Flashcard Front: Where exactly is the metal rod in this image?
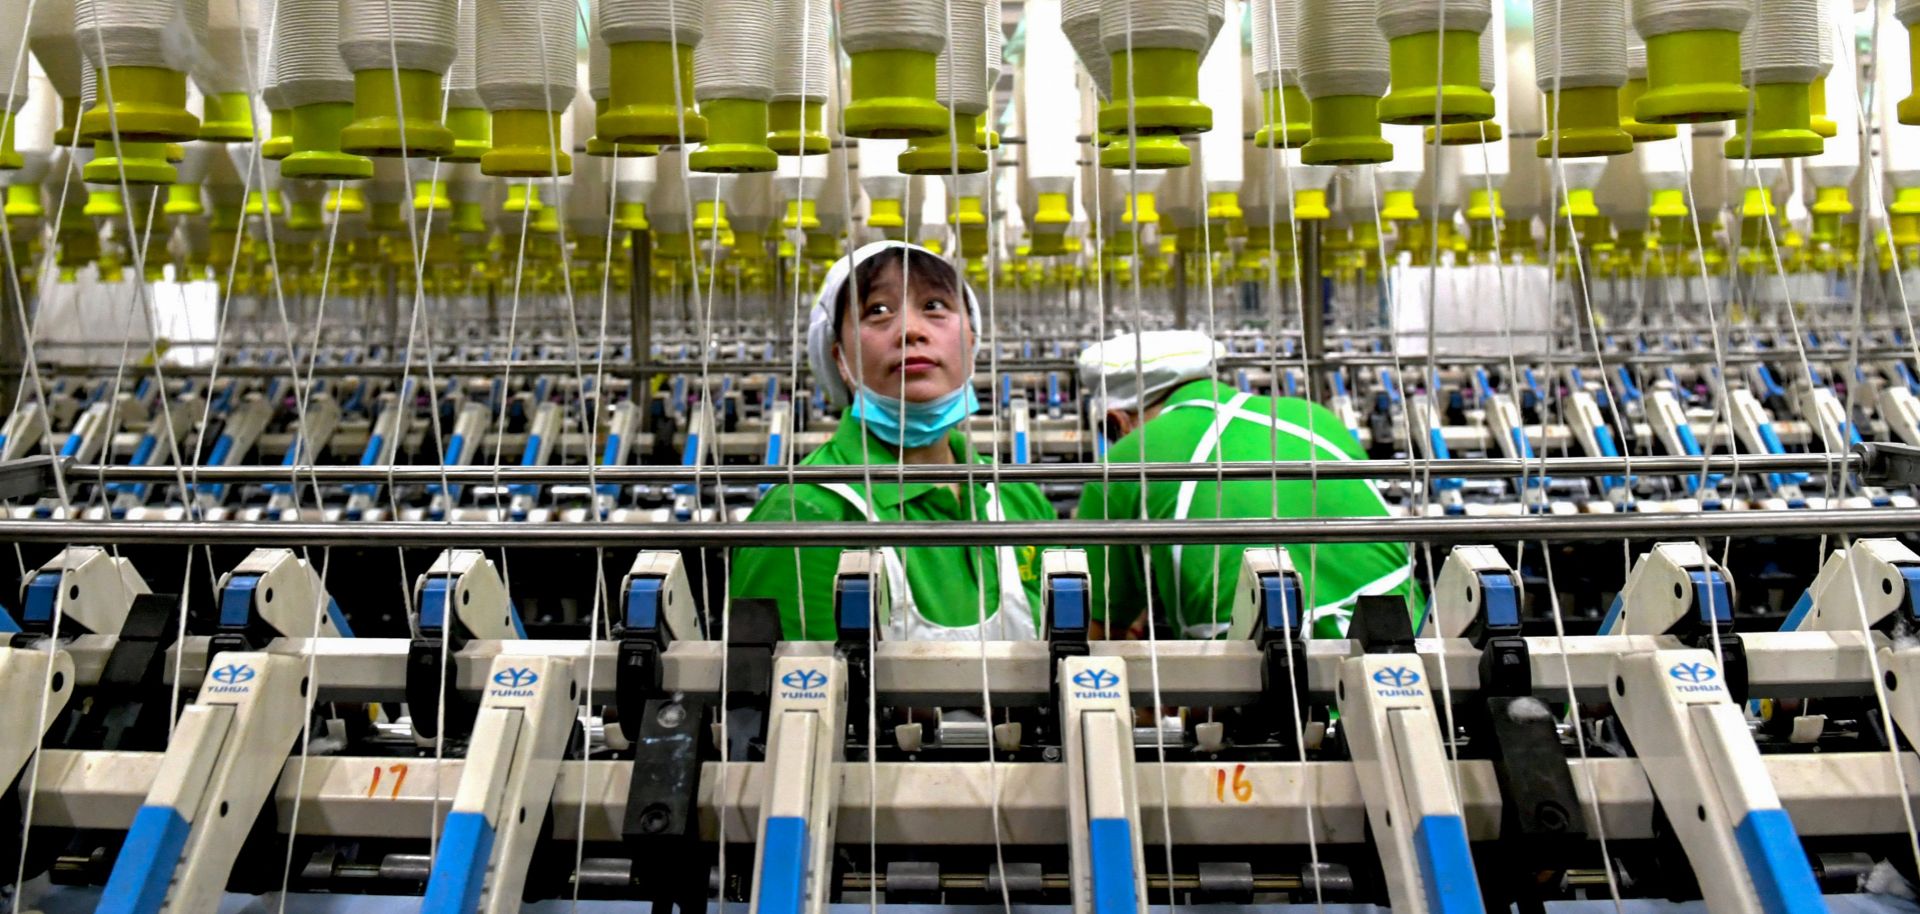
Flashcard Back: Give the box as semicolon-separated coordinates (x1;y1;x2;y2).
2;506;1913;548
629;229;652;400
1300;221;1324;402
49;451;1868;486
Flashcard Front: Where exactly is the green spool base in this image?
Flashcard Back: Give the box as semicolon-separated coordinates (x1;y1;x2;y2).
1378;84;1494;127
692;99;778;173
1811;115;1838;139
1302;94;1389;166
262;136;292;159
340;70;454;157
483;145;573;178
587;137;660;157
597;107;708;146
1900;94;1920;128
900;138;989;175
1724;128;1823;159
84;155;174;187
843;98;948;139
768;130;830;156
1096;97;1212;137
1625;120;1680;142
340;118;454;158
1253;122;1311;148
1429;120;1502;145
1537;127;1633;158
844;49;947;139
768;100;828;155
1638;82;1749;125
79;67;199;142
1301;133;1390;166
1254;86;1311;148
689;142;777;173
1097;134;1189;169
281;151;375;181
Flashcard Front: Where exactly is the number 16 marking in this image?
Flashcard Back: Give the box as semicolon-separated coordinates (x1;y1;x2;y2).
1214;764;1252;803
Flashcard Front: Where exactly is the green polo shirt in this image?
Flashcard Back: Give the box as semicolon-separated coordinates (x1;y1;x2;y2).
1077;379;1421;639
732;417;1056;640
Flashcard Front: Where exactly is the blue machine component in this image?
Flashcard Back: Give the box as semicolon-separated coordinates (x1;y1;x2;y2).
427;433;468;500
420;811;497;914
22;572;59;626
1479;574;1520;629
103;435;160;498
1732;809;1826;914
756;816;809;914
1088;818;1139;914
1413;814;1485;913
836;575;873;635
1049;574;1088;633
1261;572;1301;635
97;806;193;914
508;434;544;498
221;573;355;637
1614;367;1642;402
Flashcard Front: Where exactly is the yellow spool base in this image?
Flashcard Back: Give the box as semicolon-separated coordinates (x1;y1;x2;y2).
601;42;709;145
84;138;175;186
281;102;375;181
1636;30;1749;124
1429;119;1502;145
340;69;455;158
1618;78;1680;141
1097;133;1189;169
5;184;42;219
1254;85;1312;148
1301;95;1390;166
199;92;254;142
1725;82;1823;159
164;183;202;216
1809;76;1837;138
843;49;949;139
1294;188;1331;221
483;109;573;177
898;112;989;174
768;99;829;156
1536;86;1633;158
1379;30;1493;126
446;107;490;163
0;115;18;169
689;98;777;173
1097;47;1209;136
79;67;199;142
587;98;659;157
263;108;294;160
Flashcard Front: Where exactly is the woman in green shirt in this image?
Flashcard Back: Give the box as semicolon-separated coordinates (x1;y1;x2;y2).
731;241;1055;641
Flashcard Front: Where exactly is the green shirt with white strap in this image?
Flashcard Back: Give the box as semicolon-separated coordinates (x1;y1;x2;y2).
1077;379;1422;639
732;416;1054;641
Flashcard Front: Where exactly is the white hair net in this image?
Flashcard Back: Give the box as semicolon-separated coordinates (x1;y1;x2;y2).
806;240;982;409
1077;330;1225;413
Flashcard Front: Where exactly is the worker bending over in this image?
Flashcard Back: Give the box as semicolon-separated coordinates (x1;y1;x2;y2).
1076;330;1419;639
732;241;1053;641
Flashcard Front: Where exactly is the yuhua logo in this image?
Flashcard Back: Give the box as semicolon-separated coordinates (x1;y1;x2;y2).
207;663;255;693
1668;661;1721;693
1071;667;1123;699
1372;665;1425;697
490;666;539;697
780;668;829;699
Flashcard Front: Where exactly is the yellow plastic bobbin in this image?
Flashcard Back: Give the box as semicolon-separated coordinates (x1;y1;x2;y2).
1741;186;1775;220
1466;188;1503;221
843;48;947;138
1098;47;1210;136
1032;191;1072;229
1029;230;1068;256
245;188;283;217
898;112;988;174
340;69;455;158
1294;188;1331;220
0;114;19;169
600;42;709;145
1254;85;1312;148
82;188;124;217
693;197;729;233
262;109;294;160
1809;77;1837;138
413;180;451;213
952;197;988;256
733;230;767;257
369;201;405;233
1904;23;1920;124
287;199;325;231
53;96;80;148
199;92;253;142
85;138;175;185
1559;188;1599;219
769;99;828;155
483;109;572;178
5;184;42;219
449;201;487;234
1301;95;1391;166
783;198;819;231
1206;191;1241;222
586;98;660;157
1380;190;1419;222
804;231;840;260
868;197;907;231
80;67;200;142
1097;133;1189;169
446;106;490;164
1617;78;1679;142
1429;118;1502;145
1725;83;1823;159
281;102;375;180
1636;30;1749;124
164;183;203;216
1121;190;1157;226
325;185;366;214
615;201;648;231
1649;187;1688;219
1537;87;1633;157
1379;30;1493;126
1812;185;1851;243
689;99;777;174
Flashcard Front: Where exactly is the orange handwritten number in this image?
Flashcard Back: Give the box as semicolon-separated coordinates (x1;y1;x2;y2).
1214;765;1252;803
368;764;410;800
365;766;380;798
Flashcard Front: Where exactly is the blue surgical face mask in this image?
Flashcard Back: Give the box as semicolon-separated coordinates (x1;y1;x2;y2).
848;380;979;449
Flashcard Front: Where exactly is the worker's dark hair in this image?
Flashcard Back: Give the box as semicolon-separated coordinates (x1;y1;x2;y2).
832;246;963;341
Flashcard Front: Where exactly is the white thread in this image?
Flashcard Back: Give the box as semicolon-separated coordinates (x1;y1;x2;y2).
1377;0;1489;41
1023;0;1081;178
1061;0;1112;97
772;0;828;104
447;0;481;109
588;0;609;100
30;0;87;100
1099;0;1213;53
1898;0;1920;28
1250;0;1300;90
600;0;706;46
476;0;577;111
1815;0;1834;73
338;0;457;74
1739;0;1819;85
1534;0;1628;91
78;56;93;112
1463;124;1508;176
1476;0;1497;90
1634;0;1752;38
192;0;259;95
1297;0;1389;99
1806;4;1856;175
274;0;352;107
936;0;994;114
817;144;855;229
259;0;282;107
75;0;209;72
695;0;774;101
1198;0;1240;184
1627;13;1648;80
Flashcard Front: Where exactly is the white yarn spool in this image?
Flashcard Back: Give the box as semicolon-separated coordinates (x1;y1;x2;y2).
1534;0;1627;91
1895;0;1920;29
0;3;31;114
1634;0;1752;39
588;0;610;101
1249;0;1300;90
259;0;283;107
1098;0;1212;54
614;154;654;203
1297;0;1388;99
1739;0;1819;85
1815;0;1835;74
601;0;706;46
1883;1;1920;173
1198;0;1241;184
447;0;481;110
74;0;209;72
935;0;994;116
841;0;942;56
697;0;775;102
193;0;259;95
1377;0;1489;41
1478;0;1502;92
1806;5;1856;175
1024;0;1082;179
203;143;245;205
860;137;907;179
30;0;86;100
772;0;829;104
476;0;577;112
1061;0;1113;96
273;0;352;107
1626;4;1647;79
338;0;457;74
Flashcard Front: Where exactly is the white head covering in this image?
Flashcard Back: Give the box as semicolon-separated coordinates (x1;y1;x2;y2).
807;240;983;409
1077;330;1225;412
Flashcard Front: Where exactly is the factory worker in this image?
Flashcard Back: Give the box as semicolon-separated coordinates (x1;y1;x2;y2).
1075;331;1420;640
731;240;1054;641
